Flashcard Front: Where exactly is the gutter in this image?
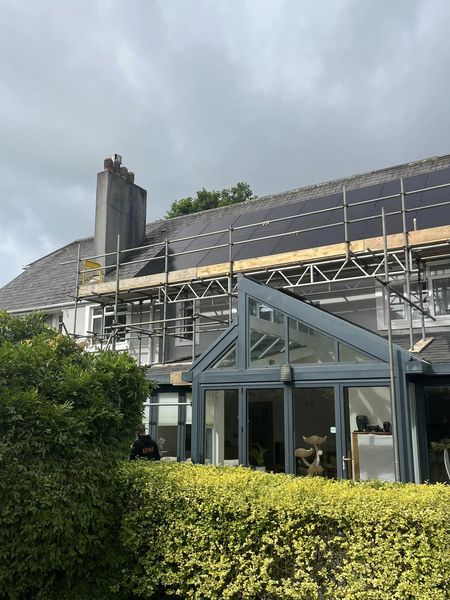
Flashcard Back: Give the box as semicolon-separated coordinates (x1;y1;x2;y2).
6;300;90;315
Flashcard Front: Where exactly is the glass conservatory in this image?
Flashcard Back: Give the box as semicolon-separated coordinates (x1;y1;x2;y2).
188;276;449;483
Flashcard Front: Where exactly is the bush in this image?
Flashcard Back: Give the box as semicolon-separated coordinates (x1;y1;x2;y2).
0;312;153;600
118;462;450;600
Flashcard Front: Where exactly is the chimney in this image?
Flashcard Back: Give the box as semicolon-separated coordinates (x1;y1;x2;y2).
94;154;147;268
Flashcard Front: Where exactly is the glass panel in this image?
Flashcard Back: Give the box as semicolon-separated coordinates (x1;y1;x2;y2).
143;400;151;434
344;387;394;482
433;278;450;316
429;263;450;277
205;389;239;465
411;281;429;321
288;318;336;363
211;345;236;369
423;386;450;483
339;343;380;363
249;298;285;367
92;315;102;335
157;393;178;461
294;388;336;478
185;393;192;461
247;389;284;473
388;284;405;321
177;300;194;341
104;311;127;342
385;281;429;323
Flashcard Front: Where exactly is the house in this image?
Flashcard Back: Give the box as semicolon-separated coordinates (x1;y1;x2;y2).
1;154;450;483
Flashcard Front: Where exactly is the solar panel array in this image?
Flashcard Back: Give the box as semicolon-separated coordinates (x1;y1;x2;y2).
133;166;450;277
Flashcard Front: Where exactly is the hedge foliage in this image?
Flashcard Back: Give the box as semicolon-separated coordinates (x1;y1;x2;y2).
2;311;449;599
118;462;450;600
0;312;152;600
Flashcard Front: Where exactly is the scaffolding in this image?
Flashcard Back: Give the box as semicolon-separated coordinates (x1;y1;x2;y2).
64;176;450;365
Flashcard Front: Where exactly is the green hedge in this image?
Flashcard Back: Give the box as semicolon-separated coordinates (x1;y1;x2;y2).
0;312;152;600
118;462;450;600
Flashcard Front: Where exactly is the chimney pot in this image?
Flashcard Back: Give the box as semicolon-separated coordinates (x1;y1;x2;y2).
127;171;135;183
120;166;128;179
104;157;113;171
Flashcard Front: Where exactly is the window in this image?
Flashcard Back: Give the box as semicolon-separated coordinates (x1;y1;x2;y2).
249;298;378;365
91;305;127;343
175;300;194;346
185;393;192;460
294;388;336;478
57;312;64;334
344;387;394;482
423;385;450;483
378;262;450;329
338;343;380;363
211;345;237;369
288;317;336;363
156;393;178;461
429;264;450;317
205;389;239;465
388;281;428;322
248;389;284;472
387;283;406;321
249;298;286;367
432;278;450;315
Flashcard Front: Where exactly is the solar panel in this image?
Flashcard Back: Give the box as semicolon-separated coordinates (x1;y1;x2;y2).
170;213;234;270
134;165;450;276
187;212;249;268
403;173;428;193
395;168;450;232
224;208;273;263
416;167;450;229
135;248;165;276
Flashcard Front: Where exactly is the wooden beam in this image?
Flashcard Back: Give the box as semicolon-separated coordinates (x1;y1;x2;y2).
170;371;191;386
79;225;450;299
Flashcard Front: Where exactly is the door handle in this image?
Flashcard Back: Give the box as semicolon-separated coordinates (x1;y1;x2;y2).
342;456;352;472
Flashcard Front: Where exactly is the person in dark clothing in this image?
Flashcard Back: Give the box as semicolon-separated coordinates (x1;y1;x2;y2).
129;427;160;461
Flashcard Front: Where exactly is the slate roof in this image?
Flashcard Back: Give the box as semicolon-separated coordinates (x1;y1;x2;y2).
392;332;450;363
0;238;95;312
2;153;450;313
146;362;192;386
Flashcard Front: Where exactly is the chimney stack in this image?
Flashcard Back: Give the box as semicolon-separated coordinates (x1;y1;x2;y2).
94;155;147;268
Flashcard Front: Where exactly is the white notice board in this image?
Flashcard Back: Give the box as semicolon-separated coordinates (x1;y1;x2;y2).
353;432;395;482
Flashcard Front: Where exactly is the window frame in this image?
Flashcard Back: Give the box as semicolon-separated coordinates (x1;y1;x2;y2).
90;303;129;349
376;260;450;330
175;299;196;347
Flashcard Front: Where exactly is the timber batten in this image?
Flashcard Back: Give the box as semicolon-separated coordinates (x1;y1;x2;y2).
79;224;450;299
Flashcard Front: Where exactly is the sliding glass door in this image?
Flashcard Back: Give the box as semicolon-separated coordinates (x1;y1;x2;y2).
247;389;284;473
422;385;450;483
201;383;398;481
343;386;395;482
294;387;337;478
204;389;239;466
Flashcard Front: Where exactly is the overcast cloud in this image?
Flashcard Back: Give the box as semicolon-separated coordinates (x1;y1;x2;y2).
1;0;449;286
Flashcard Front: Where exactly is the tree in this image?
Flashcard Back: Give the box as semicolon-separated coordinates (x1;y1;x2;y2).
165;182;256;219
0;312;154;599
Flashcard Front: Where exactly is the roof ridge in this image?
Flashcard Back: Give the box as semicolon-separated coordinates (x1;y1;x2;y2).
22;152;450;269
25;236;94;268
159;152;450;225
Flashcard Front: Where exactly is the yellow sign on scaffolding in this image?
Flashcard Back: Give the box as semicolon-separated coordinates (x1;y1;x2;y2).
81;259;104;285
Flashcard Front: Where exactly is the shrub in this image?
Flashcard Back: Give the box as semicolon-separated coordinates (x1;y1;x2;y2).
0;312;153;599
118;462;450;600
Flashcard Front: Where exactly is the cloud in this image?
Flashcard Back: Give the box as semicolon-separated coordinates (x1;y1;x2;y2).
1;0;450;286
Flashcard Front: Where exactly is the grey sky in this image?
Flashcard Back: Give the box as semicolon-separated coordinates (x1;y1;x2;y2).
1;0;449;286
